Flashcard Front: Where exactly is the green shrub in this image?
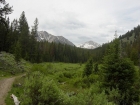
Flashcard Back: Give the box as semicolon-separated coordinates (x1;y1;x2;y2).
21;71;68;105
0;52;26;75
63;71;74;78
73;78;84;88
67;85;115;105
88;74;99;83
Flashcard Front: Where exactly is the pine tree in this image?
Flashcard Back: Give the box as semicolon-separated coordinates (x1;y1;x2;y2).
28;18;39;62
102;39;137;104
7;19;19;53
14;41;21;63
18;11;30;59
0;0;13;29
31;18;38;37
83;58;93;77
94;63;98;72
0;17;9;51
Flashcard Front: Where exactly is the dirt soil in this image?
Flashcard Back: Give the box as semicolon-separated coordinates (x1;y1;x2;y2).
0;77;16;105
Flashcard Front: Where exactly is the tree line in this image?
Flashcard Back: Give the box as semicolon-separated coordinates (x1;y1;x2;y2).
1;0;140;65
0;3;97;63
119;25;140;65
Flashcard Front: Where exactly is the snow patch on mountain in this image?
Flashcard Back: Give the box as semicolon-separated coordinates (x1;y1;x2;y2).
36;31;75;46
78;41;100;49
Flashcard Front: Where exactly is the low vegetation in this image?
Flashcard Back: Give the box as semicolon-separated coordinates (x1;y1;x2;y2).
0;52;31;79
5;62;140;104
1;0;140;105
5;62;112;105
5;38;140;105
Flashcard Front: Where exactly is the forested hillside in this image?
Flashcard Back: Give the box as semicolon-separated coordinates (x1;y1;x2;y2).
1;0;139;64
1;0;140;105
120;25;140;65
92;25;140;65
0;10;94;63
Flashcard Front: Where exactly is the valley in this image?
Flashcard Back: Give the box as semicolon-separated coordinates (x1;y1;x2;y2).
1;0;140;105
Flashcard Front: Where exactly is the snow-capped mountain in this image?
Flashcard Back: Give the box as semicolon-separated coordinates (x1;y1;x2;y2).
78;41;100;49
36;31;75;46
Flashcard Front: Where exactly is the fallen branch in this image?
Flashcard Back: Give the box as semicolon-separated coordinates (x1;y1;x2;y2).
11;94;20;105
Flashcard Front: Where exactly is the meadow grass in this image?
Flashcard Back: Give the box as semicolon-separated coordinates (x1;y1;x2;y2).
6;62;139;104
5;62;86;104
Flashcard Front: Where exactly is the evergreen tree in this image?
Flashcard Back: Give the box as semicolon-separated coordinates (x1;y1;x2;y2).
102;39;137;104
14;41;21;63
83;58;93;77
8;19;19;53
130;48;139;65
31;18;38;37
94;63;98;72
0;0;13;29
0;17;9;51
29;18;39;62
18;11;30;59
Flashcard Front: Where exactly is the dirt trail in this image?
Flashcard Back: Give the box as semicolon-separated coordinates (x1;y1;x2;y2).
0;73;25;105
0;76;16;105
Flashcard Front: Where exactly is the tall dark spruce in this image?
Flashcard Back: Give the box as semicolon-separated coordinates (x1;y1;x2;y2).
0;0;13;51
30;18;39;62
102;38;138;104
18;11;30;60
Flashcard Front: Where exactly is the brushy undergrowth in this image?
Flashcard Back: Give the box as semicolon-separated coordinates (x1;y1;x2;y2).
6;62;117;105
0;52;31;79
5;61;140;105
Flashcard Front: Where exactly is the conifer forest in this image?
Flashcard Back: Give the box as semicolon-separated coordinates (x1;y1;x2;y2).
1;0;140;105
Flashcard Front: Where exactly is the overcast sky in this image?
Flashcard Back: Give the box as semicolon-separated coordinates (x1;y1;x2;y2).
6;0;140;45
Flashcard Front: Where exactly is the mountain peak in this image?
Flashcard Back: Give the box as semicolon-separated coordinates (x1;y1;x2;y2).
78;41;100;49
36;31;75;46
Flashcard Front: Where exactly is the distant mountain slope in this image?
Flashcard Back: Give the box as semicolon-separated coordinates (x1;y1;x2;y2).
118;25;140;64
119;25;140;44
36;31;75;46
78;41;100;49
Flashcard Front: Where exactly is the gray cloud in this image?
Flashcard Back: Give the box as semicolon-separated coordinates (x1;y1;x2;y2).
78;36;91;40
7;0;140;46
